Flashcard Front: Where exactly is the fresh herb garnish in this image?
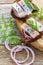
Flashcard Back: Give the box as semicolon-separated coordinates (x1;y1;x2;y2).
24;0;39;11
32;12;38;18
27;19;38;31
24;0;33;11
8;36;22;45
33;4;39;11
0;15;21;45
32;8;43;20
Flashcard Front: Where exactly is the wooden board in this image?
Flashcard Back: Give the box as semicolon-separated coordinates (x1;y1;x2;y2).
0;1;43;65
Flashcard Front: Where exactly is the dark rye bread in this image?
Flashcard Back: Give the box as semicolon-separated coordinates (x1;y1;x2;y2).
40;32;43;35
11;0;39;19
11;9;29;21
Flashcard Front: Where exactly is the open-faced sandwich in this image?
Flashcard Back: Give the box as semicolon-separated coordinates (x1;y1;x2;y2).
15;19;42;42
26;18;43;35
11;0;39;19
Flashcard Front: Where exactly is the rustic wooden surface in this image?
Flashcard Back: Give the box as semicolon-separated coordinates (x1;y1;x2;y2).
0;0;43;65
0;0;14;3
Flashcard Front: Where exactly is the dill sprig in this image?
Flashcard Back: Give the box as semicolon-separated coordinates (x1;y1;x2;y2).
32;8;43;21
0;15;21;45
27;19;38;31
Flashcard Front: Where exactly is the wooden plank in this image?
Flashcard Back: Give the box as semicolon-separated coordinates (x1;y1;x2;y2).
0;0;14;3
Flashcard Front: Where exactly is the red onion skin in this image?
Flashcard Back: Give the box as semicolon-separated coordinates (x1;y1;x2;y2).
22;30;32;40
4;37;35;65
10;46;35;65
4;40;35;65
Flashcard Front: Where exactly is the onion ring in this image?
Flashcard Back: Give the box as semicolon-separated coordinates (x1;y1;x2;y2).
22;30;32;40
4;39;11;51
10;45;29;64
4;36;23;52
10;45;35;65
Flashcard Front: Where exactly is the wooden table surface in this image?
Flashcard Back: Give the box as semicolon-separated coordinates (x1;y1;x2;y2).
0;0;43;65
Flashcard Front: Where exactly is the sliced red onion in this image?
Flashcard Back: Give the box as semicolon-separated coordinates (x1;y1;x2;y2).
10;45;35;65
23;46;35;65
22;30;32;40
4;36;23;52
4;39;11;51
13;45;29;63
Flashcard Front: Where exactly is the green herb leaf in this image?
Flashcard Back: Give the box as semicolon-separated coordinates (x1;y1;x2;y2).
0;24;2;29
33;4;39;11
8;36;22;45
32;8;43;21
27;19;38;31
1;15;6;23
32;12;38;18
24;0;33;10
0;15;20;45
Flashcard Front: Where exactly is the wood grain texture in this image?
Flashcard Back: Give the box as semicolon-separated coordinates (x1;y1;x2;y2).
33;0;43;8
0;0;43;65
0;0;14;3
